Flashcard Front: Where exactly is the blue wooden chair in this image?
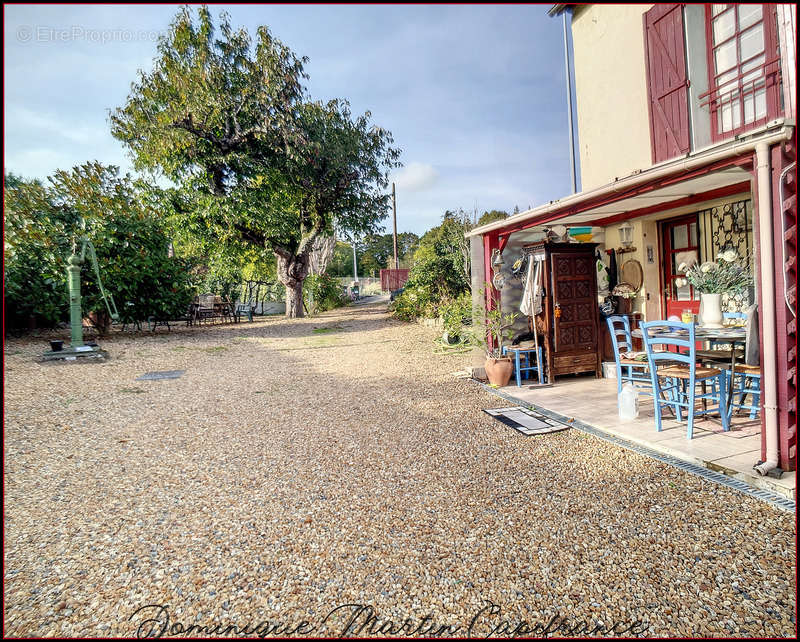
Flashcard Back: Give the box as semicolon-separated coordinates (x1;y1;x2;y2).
728;363;761;420
698;311;745;363
605;315;652;395
641;320;730;439
502;345;545;386
698;310;760;420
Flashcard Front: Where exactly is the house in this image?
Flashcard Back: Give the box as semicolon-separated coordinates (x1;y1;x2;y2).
468;4;796;477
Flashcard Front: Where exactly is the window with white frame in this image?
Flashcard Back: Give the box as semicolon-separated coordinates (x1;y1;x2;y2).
703;4;782;139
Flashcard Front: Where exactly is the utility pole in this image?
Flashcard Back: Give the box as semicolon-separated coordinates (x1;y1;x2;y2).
352;239;358;283
563;8;577;194
392;182;399;269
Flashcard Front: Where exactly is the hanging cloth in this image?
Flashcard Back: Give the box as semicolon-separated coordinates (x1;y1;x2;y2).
745;303;760;366
596;249;610;297
607;249;618;293
532;259;543;315
520;256;543;317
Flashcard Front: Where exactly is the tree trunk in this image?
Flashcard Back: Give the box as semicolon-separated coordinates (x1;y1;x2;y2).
276;252;310;318
285;281;304;318
309;234;336;276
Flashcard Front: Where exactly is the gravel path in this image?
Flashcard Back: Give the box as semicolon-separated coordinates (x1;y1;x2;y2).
4;301;796;637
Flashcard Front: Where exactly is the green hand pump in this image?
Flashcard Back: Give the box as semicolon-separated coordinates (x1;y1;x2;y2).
46;220;119;360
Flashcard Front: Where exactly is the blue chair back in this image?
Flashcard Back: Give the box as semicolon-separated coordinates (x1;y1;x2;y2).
606;315;633;355
709;311;747;349
640;320;697;367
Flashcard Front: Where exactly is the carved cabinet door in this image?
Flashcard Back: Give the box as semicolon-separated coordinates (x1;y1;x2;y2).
551;251;597;354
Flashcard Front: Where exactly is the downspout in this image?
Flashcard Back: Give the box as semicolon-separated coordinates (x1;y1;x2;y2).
753;142;779;476
562;7;577;194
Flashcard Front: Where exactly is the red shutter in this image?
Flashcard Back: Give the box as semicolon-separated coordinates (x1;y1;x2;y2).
644;4;690;163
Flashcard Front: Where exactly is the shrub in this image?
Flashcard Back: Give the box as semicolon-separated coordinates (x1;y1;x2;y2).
304;273;346;312
389;210;472;322
4;165;195;331
439;292;473;339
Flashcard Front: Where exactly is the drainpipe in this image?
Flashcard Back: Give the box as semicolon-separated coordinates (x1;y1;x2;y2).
753;142;779;476
562;7;577;194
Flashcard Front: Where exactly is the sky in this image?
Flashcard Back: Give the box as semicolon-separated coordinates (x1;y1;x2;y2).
4;4;578;236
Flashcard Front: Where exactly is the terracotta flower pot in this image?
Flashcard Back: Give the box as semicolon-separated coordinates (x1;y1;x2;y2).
485;356;514;387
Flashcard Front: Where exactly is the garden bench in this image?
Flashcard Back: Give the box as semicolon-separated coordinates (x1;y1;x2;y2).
234;302;254;322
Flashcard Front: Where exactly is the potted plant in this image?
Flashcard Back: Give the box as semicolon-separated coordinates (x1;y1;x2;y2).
475;305;519;386
678;249;752;327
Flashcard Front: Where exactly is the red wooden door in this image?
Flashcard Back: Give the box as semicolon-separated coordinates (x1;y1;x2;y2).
644;4;691;163
551;252;597;353
661;214;701;319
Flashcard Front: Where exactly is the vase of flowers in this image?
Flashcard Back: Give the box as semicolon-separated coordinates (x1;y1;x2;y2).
679;249;752;328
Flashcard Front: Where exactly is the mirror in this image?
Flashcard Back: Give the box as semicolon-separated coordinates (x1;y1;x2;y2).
619;259;644;291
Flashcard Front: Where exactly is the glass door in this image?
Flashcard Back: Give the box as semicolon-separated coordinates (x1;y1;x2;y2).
661;214;701;320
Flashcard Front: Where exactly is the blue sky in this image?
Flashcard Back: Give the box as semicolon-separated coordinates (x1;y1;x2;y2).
4;4;576;235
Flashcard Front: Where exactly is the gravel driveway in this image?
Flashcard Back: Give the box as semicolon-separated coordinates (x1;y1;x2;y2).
4;301;796;637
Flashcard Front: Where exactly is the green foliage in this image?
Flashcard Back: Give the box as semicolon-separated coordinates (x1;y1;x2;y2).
110;6;401;317
356;231;420;276
389;288;434;322
303;273;346;312
328;241;357;278
390;210;472;321
476;209;509;226
439;292;473;339
4;173;70;328
472;297;518;358
3;164;194;330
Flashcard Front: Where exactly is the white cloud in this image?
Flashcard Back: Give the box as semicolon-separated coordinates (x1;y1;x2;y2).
9;106;103;145
391;162;439;192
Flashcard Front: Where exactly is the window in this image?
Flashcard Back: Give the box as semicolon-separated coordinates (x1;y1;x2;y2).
702;4;782;139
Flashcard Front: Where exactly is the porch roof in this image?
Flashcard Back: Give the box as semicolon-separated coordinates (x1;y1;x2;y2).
466;121;794;238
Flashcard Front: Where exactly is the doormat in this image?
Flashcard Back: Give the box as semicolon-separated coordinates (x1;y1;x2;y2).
136;370;185;381
483;406;570;436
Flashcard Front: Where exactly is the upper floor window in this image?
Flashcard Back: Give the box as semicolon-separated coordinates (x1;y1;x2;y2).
703;4;782;139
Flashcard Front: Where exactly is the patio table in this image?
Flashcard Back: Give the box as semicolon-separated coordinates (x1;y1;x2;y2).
632;326;746;413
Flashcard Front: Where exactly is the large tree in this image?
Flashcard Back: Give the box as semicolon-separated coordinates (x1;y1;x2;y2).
110;7;400;316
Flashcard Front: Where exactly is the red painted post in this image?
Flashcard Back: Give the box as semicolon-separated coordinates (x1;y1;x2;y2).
771;140;797;472
483;232;500;352
753;141;798;473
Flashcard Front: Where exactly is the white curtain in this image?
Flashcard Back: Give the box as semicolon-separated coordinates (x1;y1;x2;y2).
520;257;542;317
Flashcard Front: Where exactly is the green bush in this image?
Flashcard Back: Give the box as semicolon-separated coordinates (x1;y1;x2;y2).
4;164;195;330
389;286;434;321
439;292;473;338
389;210;472;322
304;273;346;312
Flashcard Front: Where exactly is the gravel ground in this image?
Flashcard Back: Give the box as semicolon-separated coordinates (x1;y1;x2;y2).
4;301;796;638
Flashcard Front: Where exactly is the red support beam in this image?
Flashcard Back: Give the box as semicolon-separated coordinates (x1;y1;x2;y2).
482;231;501;352
771;139;797;472
753;139;798;473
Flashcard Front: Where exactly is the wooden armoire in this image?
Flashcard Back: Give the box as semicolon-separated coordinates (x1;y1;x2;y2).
524;242;602;379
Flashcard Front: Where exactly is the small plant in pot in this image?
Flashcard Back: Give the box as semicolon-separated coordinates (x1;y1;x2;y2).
476;306;518;387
